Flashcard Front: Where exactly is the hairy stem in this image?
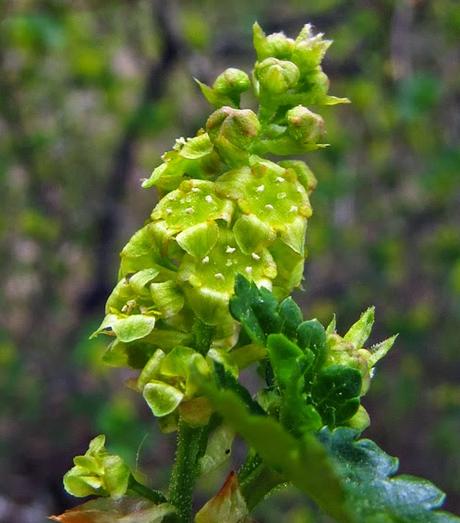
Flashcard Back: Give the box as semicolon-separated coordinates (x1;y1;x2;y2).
168;419;206;522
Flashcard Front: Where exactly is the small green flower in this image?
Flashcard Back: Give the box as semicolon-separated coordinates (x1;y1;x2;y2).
63;435;130;499
138;346;211;425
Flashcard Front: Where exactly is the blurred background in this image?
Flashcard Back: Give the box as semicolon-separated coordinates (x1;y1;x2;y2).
1;0;459;521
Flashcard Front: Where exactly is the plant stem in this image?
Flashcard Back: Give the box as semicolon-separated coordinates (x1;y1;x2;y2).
240;463;284;510
128;474;167;504
168;418;205;522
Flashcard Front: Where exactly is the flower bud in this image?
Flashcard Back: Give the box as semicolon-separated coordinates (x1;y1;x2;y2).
253;22;295;60
255;58;300;95
287;105;325;144
206;106;260;165
291;28;332;72
213;68;250;96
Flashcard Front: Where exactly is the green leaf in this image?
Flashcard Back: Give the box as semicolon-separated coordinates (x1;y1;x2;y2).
312;365;362;426
278;297;303;339
266;333;320;435
266;333;310;389
202;385;351;522
297;319;326;363
229;275;280;344
320;428;460;522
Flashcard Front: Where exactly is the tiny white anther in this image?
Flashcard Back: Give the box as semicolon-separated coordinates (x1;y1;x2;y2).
185;207;194;214
226;246;236;253
251;253;261;261
275;176;285;183
256;184;265;193
205;195;213;203
166;208;173;214
202;256;210;264
214;272;224;280
226;259;233;266
265;204;274;210
289;205;298;212
245;266;253;274
277;192;287;199
191;187;201;193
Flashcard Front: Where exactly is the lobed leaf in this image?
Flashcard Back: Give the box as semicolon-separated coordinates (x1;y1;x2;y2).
320;428;460;522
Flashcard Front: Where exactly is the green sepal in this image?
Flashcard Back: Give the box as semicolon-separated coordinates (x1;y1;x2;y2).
94;314;156;343
233;214;275;254
150;281;185;318
176;221;219;259
143;381;184;417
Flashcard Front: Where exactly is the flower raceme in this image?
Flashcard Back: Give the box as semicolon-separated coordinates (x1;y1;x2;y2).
56;21;460;523
92;23;348;388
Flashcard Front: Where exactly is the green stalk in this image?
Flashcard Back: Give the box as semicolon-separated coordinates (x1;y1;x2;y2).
128;474;167;504
168;419;206;522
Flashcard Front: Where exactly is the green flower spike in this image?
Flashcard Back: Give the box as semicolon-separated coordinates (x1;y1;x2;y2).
63;435;130;499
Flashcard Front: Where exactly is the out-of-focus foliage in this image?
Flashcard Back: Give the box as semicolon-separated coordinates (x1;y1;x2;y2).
0;0;459;521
